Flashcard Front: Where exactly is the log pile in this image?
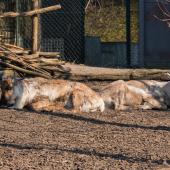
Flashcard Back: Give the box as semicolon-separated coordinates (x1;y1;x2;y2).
0;44;70;79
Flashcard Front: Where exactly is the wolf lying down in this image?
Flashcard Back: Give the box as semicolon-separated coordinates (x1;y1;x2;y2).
99;80;170;111
1;77;170;112
3;77;105;112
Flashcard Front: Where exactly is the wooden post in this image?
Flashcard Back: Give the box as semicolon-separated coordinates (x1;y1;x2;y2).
15;0;21;46
32;0;39;54
126;0;131;67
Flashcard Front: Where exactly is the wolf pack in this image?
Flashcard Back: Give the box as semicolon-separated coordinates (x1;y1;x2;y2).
0;76;170;112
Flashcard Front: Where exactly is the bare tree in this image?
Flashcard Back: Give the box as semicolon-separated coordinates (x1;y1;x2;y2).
154;0;170;27
85;0;102;11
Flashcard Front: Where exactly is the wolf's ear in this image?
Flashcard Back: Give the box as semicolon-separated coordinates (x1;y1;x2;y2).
1;77;13;90
13;77;23;86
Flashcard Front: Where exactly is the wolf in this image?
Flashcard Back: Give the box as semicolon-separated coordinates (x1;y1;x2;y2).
8;77;105;112
127;80;170;107
99;80;167;111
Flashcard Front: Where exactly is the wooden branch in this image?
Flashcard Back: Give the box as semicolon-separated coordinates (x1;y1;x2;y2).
1;44;30;54
22;54;39;59
4;43;24;50
0;50;29;55
0;60;52;79
38;52;60;57
39;58;61;62
0;5;61;18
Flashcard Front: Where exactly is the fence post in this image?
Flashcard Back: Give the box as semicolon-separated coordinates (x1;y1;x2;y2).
126;0;131;67
32;0;40;54
139;0;144;67
15;0;20;46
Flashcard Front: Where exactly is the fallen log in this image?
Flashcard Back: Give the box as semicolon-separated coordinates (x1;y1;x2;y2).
55;64;170;81
0;5;61;18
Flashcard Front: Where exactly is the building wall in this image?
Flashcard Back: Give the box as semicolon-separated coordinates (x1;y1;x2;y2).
85;36;139;68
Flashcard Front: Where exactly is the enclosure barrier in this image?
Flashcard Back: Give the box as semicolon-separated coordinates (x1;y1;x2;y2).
0;0;61;56
0;0;85;63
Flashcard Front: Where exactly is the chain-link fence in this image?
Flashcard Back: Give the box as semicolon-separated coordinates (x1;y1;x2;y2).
0;0;16;45
85;0;139;67
0;0;140;67
85;0;138;42
85;0;126;42
0;0;85;63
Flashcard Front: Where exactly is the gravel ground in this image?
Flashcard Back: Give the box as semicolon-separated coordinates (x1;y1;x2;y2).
0;81;170;170
0;108;170;170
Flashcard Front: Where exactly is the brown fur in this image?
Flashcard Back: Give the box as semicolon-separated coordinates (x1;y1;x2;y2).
127;80;170;107
2;77;170;112
28;97;59;112
0;78;14;104
68;82;105;112
99;80;167;110
8;77;105;113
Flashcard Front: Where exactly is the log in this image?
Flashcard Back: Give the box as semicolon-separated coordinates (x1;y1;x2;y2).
0;49;29;55
41;65;70;72
54;63;170;81
0;44;30;54
39;58;61;62
4;43;24;50
38;52;60;57
22;54;39;59
0;5;61;18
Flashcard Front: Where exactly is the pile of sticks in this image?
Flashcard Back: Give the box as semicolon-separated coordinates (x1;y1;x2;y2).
0;44;70;79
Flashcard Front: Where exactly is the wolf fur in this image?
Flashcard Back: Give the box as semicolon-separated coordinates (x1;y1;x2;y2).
8;77;105;112
99;80;168;110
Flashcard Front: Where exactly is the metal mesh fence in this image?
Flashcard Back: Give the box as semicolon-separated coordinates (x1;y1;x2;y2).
85;0;127;42
85;0;139;67
0;0;140;68
85;0;139;43
0;0;15;45
0;0;85;63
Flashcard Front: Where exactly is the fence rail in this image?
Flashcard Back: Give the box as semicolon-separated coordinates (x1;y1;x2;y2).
0;0;85;63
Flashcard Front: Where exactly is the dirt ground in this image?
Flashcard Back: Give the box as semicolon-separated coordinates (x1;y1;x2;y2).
0;81;170;170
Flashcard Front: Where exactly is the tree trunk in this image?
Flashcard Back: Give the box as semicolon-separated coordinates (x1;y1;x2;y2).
54;64;170;81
